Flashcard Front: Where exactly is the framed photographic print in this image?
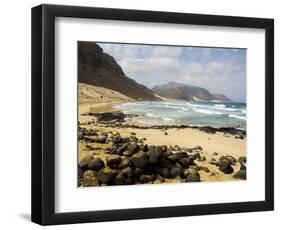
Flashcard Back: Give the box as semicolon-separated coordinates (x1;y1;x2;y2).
31;4;274;225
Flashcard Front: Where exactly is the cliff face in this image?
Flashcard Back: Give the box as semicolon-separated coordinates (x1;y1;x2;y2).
78;42;159;101
152;82;233;102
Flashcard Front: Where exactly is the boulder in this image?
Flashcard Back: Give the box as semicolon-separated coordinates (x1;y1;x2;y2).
82;170;99;186
218;156;234;174
139;144;148;152
233;169;246;180
198;156;206;162
139;174;155;183
147;150;161;164
125;142;140;156
158;157;173;168
120;167;134;178
134;168;144;177
179;157;194;167
131;152;148;168
155;146;164;158
226;155;237;165
95;112;126;122
184;169;201;182
170;166;183;178
158;168;170;178
117;143;130;155
97;168;118;183
186;146;203;153
111;136;123;144
193;152;201;160
118;157;131;169
106;155;122;169
79;155;94;170
88;158;104;171
161;145;168;152
114;173;126;185
238;156;247;164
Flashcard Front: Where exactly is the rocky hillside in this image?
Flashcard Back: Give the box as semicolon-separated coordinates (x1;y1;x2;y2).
152;82;233;102
78;42;159;101
212;94;233;102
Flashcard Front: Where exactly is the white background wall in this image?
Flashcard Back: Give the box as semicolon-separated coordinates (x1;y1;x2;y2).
0;0;279;228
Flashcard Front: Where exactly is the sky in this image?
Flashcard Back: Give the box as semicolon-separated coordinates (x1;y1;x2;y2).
97;42;246;102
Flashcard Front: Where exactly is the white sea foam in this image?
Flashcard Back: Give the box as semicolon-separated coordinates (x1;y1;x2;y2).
162;117;174;122
214;104;226;108
228;114;246;120
116;100;246;128
193;108;223;115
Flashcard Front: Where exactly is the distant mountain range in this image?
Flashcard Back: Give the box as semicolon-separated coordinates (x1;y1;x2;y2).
152;82;233;102
78;42;159;101
78;42;232;103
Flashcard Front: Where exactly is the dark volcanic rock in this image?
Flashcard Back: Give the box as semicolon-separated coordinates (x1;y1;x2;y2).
233;169;246;180
198;166;210;173
131;152;148;168
167;151;188;163
115;170;134;185
125;142;140;156
199;126;216;134
170;167;183;178
120;167;134;178
88;158;104;171
158;168;170;178
184;169;201;182
82;170;99;186
186;146;203;152
134;168;144;177
147;150;159;164
158;157;173;168
193;152;201;160
179;157;194;167
238;156;247;164
226;155;236;165
106;155;122;169
198;156;206;162
97;168;118;183
79;155;94;170
139;174;155;183
217;156;234;174
78;131;84;140
114;173;126;185
118;157;131;169
117;143;130;155
94;112;126;122
111;135;123;144
78;167;83;179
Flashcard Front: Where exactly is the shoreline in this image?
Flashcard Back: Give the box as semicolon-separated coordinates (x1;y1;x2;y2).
78;84;246;186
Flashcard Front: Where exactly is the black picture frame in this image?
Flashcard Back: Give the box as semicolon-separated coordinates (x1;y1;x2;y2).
31;4;274;225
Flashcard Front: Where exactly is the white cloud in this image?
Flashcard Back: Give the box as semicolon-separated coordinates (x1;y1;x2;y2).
96;43;246;102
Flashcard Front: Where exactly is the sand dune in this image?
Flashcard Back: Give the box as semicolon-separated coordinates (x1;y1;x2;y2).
79;83;134;116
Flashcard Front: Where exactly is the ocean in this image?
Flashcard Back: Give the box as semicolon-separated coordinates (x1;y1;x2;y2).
114;100;246;130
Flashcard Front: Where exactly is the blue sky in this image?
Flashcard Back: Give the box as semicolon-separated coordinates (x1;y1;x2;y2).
98;42;246;102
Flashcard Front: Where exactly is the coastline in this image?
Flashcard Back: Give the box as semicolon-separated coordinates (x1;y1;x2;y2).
78;84;246;186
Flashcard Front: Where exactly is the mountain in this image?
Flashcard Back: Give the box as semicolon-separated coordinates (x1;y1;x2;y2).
152;82;233;102
212;93;233;102
78;42;159;101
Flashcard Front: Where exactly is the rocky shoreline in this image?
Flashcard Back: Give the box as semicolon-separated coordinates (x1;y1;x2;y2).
78;125;247;187
80;111;246;138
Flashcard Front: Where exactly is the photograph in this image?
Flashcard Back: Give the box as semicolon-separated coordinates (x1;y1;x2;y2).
77;41;247;187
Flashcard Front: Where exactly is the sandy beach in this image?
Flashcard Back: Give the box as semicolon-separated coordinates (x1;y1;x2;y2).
78;83;246;186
